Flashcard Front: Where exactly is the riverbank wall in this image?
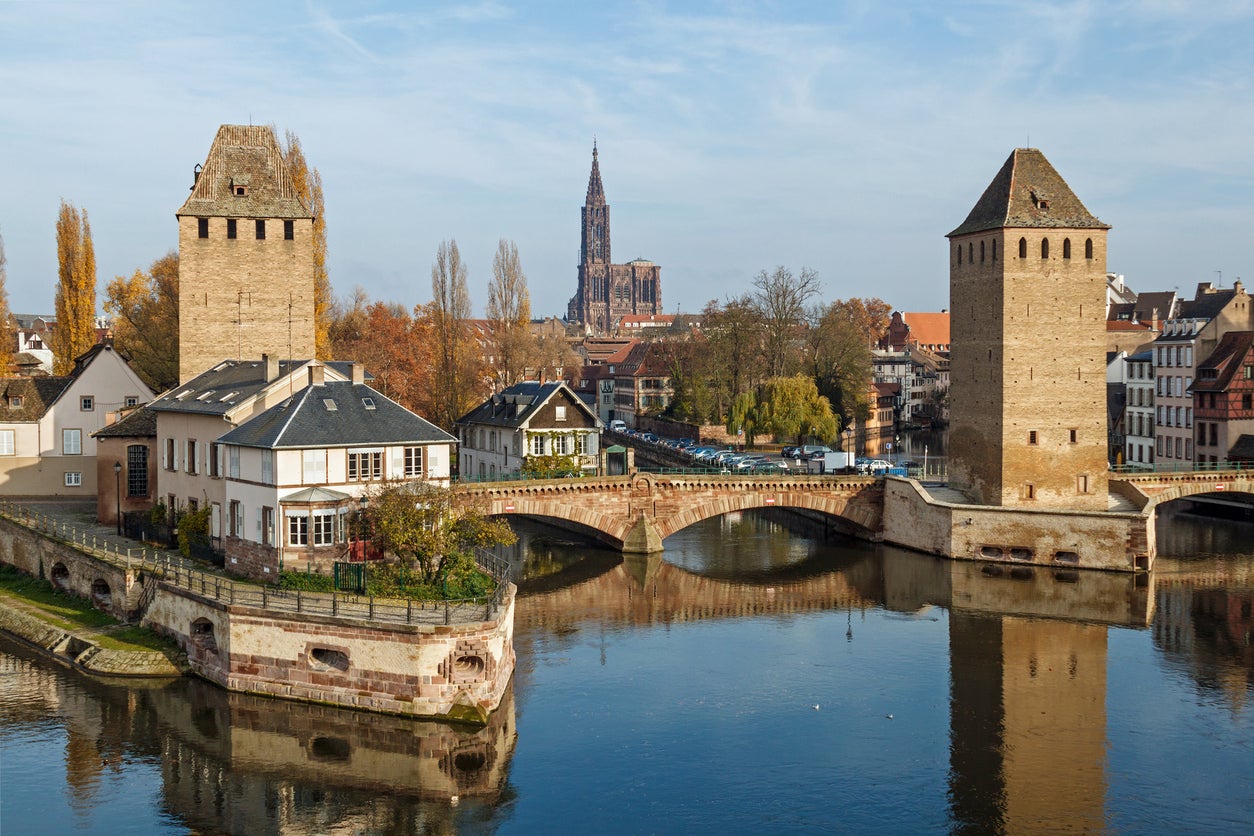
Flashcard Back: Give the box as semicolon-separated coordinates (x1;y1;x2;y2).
0;511;516;725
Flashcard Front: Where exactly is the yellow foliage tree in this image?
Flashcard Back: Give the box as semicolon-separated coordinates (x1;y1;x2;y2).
106;251;179;392
52;200;97;374
282;130;331;359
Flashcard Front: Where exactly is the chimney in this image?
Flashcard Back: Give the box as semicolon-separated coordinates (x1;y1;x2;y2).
308;363;325;387
1150;307;1160;333
263;354;279;382
351;363;365;385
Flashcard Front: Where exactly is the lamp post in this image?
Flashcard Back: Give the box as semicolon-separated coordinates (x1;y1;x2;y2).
113;461;122;535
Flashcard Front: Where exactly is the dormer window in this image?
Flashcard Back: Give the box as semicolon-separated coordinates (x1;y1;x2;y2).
9;396;23;409
1031;189;1050;211
234;185;247;196
230;175;250;197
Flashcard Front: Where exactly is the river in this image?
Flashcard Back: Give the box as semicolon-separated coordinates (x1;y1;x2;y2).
1;505;1251;834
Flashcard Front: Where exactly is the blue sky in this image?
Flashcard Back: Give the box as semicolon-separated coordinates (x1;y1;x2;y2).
3;1;1254;319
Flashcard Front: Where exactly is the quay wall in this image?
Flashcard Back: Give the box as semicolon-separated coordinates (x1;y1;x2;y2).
883;478;1152;572
0;513;515;725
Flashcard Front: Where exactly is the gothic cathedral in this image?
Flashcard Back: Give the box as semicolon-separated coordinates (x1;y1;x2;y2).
567;144;662;332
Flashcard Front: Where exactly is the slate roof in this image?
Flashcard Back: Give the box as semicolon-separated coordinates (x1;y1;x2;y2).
93;405;157;439
217;381;454;449
1189;331;1254;393
949;148;1110;237
457;381;597;429
615;342;670;377
1229;434;1254;460
1178;285;1238;322
147;359;358;416
177;125;311;220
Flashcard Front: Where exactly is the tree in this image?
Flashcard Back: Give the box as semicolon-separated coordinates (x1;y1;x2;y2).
657;337;716;424
51;200;97;374
105;252;179;391
0;229;13;375
702;295;766;421
282;129;331;359
486;239;536;387
753;375;840;447
362;480;515;587
752;266;821;379
329;290;437;417
430;240;480;429
805;297;891;428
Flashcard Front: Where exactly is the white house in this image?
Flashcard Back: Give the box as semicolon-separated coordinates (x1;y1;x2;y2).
456;381;601;480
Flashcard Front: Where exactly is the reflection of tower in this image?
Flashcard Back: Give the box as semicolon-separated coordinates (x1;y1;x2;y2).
949;614;1107;833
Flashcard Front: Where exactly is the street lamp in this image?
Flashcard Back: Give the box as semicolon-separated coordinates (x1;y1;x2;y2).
113;461;122;535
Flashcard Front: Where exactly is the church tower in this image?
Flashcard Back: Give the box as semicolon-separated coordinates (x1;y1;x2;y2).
175;125;315;383
947;149;1110;510
568;143;662;332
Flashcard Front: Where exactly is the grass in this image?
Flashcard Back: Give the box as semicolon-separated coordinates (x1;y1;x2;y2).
0;565;177;653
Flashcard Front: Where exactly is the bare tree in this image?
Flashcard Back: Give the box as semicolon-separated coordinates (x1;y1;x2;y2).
486;239;535;387
0;229;12;374
431;240;475;429
752;266;821;379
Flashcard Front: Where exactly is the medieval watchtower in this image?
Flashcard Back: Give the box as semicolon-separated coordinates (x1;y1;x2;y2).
947;149;1110;510
176;125;315;383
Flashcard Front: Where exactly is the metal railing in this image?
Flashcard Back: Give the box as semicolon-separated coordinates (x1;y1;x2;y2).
1109;461;1254;475
0;500;512;627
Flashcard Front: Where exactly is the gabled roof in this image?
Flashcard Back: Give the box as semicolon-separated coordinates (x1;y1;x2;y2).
177;125;311;220
1190;331;1254;393
93;405;157;439
456;381;598;430
1178;284;1239;322
949;148;1110;237
615;342;670;377
218;381;454;449
147;359;357;417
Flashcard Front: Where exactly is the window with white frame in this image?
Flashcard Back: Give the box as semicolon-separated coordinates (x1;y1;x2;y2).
303;449;326;484
553;434;569;455
63;429;82;455
0;430;13;456
404;446;423;478
288;514;308;546
64;471;82;487
575;434;586;455
347;449;383;481
555;405;567;421
312;512;335;546
529;435;545;456
229;500;242;537
80;396;94;411
261;506;274;546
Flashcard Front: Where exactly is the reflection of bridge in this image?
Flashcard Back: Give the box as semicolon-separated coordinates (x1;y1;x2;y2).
458;472;882;553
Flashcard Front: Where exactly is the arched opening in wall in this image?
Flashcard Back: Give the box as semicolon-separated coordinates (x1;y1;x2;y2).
1019;237;1027;259
980;240;985;262
1041;238;1050;259
191;618;218;653
454;750;488;773
1085;238;1094;259
957;245;962;265
968;242;973;263
90;578;111;609
1063;238;1072;259
50;563;69;591
455;654;486;680
1152;492;1254;559
311;647;349;672
992;238;997;260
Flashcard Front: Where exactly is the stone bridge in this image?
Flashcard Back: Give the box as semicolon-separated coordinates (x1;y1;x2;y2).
456;473;883;553
1111;470;1254;514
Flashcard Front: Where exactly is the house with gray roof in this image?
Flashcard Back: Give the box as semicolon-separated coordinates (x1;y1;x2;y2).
456;381;600;480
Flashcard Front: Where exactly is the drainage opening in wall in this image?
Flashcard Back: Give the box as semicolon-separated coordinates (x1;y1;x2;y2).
191;618;218;653
1008;547;1033;561
91;578;111;608
980;546;1005;559
311;647;349;672
454;751;487;773
50;563;69;591
1053;551;1080;565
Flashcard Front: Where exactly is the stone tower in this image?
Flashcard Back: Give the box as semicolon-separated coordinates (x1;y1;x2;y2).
176;125;315;383
947;149;1110;510
567;143;662;332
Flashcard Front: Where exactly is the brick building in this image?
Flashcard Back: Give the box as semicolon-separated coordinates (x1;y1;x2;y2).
947;148;1110;509
176;125;315;383
567;144;662;333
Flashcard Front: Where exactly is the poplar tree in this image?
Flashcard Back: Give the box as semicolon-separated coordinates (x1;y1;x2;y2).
52;201;97;374
486;239;536;387
282;129;331;359
430;240;476;429
0;229;13;374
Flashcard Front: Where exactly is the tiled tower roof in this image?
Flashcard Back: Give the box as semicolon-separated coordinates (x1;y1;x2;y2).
948;148;1109;237
176;125;311;219
586;141;605;205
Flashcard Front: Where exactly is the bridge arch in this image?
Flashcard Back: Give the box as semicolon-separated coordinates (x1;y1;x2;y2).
1138;476;1254;515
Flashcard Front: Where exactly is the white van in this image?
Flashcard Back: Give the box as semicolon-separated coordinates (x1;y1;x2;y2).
608;419;627;432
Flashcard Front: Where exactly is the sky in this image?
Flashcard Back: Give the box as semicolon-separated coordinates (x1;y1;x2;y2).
3;1;1254;320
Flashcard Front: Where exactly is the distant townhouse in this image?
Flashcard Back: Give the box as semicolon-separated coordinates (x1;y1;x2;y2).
879;311;951;354
1190;331;1254;466
612;342;673;426
0;343;153;496
1123;350;1155;467
10;314;55;374
456;381;601;480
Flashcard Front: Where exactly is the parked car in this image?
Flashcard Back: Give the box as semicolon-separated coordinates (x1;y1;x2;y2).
781;446;800;459
802;445;834;459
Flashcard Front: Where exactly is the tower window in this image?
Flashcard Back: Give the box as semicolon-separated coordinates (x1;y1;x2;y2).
1069;429;1078;443
957;245;962;265
284;220;294;240
980;240;985;263
1028;430;1038;445
1040;238;1049;259
968;242;973;263
234;185;247;196
992;239;997;260
1085;238;1093;259
227;219;237;240
1063;238;1071;259
1019;237;1027;259
197;218;209;239
255;219;265;240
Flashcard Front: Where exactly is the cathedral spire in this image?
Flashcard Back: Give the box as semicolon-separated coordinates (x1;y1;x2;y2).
586;141;605;205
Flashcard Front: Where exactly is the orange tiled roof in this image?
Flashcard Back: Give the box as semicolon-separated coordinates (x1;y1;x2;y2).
902;312;950;347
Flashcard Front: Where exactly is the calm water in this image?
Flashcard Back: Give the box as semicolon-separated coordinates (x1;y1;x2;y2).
1;506;1252;834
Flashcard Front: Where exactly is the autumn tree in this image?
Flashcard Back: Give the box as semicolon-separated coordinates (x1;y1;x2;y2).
486;239;536;387
51;200;97;374
702;295;766;421
728;375;838;449
282;129;331;359
362;480;515;587
752;266;821;379
329;289;436;417
105;251;179;391
430;240;480;429
0;229;12;374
